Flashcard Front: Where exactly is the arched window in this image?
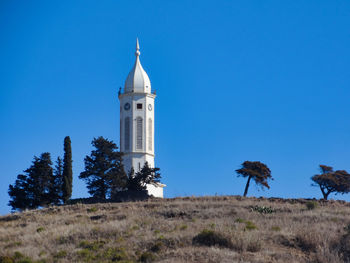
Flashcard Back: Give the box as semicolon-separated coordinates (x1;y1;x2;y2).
136;117;143;150
124;117;130;151
148;118;152;151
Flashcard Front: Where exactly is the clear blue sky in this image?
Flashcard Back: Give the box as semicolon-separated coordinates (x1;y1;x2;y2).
1;0;349;215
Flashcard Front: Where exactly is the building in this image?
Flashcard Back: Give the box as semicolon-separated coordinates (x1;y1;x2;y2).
118;39;165;198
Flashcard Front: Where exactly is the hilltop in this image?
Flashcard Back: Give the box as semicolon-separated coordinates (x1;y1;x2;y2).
1;196;350;263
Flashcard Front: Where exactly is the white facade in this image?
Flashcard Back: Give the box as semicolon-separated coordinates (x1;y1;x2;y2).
118;39;165;198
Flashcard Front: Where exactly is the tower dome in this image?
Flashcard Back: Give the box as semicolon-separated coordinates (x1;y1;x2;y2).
124;39;151;93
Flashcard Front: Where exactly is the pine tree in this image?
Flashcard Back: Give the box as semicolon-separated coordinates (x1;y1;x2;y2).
127;162;161;192
79;137;127;200
62;136;73;203
48;157;63;205
8;174;31;211
312;165;350;200
8;153;54;210
236;161;272;197
25;152;54;208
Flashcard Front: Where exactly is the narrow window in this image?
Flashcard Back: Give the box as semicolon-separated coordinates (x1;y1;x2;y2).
148;118;152;151
124;117;130;150
137;103;143;109
138;162;141;171
136;117;143;150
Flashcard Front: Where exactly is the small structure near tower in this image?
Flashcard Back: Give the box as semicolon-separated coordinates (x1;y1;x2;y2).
118;39;165;198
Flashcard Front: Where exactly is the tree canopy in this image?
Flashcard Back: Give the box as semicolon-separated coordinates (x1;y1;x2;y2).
62;136;73;203
127;162;161;192
311;165;350;200
8;152;61;211
236;161;272;197
79;137;127;200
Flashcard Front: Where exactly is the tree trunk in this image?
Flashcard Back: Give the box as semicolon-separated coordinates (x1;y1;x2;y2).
320;186;329;200
243;176;252;197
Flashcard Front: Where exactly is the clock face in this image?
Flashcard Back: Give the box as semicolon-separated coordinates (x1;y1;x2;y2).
148;104;152;111
124;103;130;111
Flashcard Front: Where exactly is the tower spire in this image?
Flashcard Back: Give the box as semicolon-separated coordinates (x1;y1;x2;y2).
135;38;140;57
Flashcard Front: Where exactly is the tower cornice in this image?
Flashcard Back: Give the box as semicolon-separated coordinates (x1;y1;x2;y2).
118;92;156;100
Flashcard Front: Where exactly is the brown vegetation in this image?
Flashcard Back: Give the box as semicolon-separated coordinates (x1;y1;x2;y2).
1;196;350;262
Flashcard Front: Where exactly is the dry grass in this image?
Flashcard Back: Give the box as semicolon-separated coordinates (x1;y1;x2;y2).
1;196;350;262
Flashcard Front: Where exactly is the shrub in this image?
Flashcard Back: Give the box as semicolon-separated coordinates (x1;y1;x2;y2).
235;218;245;223
103;247;129;261
78;240;105;251
87;207;98;213
295;232;319;252
306;201;318;210
77;249;94;261
179;224;188;231
0;256;14;263
247;239;262;252
192;229;233;248
344;223;350;234
150;241;163;252
13;252;24;260
139;252;156;263
271;226;281;232
53;250;67;259
36;227;45;233
251;205;276;214
245;221;257;231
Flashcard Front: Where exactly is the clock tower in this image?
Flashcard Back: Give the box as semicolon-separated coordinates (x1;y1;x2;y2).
118;39;164;197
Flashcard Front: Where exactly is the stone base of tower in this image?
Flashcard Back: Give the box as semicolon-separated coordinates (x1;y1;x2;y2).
146;183;166;198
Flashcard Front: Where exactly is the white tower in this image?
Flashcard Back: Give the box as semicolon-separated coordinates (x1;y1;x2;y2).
118;39;165;198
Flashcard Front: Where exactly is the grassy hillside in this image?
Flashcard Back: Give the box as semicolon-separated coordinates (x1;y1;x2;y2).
1;196;350;263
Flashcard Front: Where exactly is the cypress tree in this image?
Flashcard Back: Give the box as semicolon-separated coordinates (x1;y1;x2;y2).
62;136;73;203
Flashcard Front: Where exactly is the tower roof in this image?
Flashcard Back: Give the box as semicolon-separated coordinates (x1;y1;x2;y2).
124;39;151;93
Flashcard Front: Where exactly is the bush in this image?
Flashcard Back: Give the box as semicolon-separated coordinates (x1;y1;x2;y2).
235;218;245;223
246;239;262;252
103;247;129;261
53;250;67;259
12;252;24;260
0;256;14;263
192;229;233;248
139;252;156;263
87;207;98;213
36;227;45;233
179;224;187;231
251;205;276;214
245;221;258;231
344;223;350;234
271;226;281;232
306;201;318;210
78;240;105;251
295;232;319;252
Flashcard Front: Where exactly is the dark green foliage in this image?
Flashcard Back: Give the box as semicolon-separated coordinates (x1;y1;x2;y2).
8;153;59;211
192;229;233;248
79;137;127;200
48;157;63;205
311;165;350;200
245;220;258;230
0;256;14;263
236;161;272;197
62;136;73;203
305;201;318;210
127;162;161;192
250;205;276;214
8;174;31;211
139;251;156;263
